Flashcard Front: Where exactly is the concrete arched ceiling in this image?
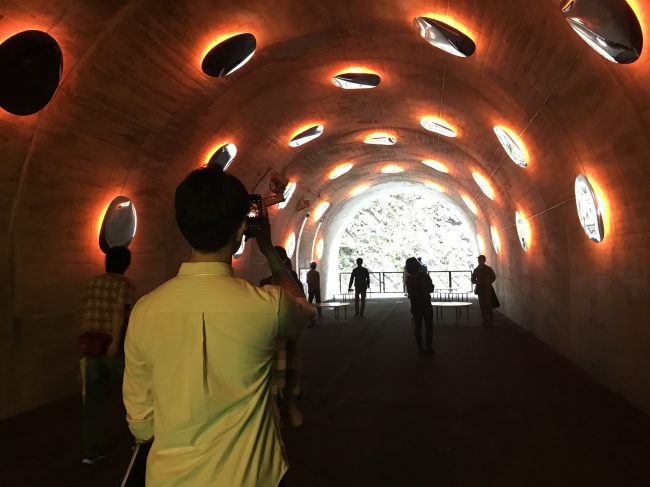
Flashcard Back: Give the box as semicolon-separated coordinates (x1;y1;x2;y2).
1;0;650;418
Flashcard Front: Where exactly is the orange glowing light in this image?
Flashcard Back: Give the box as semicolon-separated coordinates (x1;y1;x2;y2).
515;211;532;251
290;123;325;141
285;232;296;258
315;238;324;260
364;132;397;144
419;13;474;39
491;226;502;255
96;199;112;239
204;141;235;166
461;195;479;215
329;163;354;179
313;201;330;221
625;0;647;44
424;181;445;193
494;125;529;167
422;159;449;173
333;66;379;77
472;172;495;200
350;184;370;197
380;165;404;174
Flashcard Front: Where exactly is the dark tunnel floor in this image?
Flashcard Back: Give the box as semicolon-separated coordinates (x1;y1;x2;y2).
2;297;650;486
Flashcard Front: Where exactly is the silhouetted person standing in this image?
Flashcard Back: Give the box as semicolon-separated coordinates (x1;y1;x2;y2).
307;262;322;315
405;257;435;356
348;258;370;317
472;255;497;325
417;257;428;273
79;246;135;465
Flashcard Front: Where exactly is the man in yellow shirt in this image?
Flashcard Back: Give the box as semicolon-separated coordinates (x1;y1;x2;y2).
123;166;315;486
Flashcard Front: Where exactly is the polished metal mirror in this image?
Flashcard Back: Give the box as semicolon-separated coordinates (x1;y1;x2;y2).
413;17;476;57
99;196;137;253
202;33;256;77
0;30;63;116
207;143;237;170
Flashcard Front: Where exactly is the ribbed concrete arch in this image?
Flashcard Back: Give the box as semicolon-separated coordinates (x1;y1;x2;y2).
0;0;649;419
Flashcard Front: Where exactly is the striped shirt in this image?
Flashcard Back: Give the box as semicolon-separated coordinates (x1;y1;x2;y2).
81;273;135;335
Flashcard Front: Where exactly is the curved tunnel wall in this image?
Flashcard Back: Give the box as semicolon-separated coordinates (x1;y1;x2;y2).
0;0;649;419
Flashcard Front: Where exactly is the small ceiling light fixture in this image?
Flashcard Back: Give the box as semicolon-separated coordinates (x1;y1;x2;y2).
575;174;605;243
289;125;324;147
99;196;137;254
285;232;296;258
332;72;381;89
472;172;495;200
202;33;256;77
491;226;501;254
420;117;457;137
422;159;449;173
493;126;527;168
364;133;397;145
515;211;530;251
329;163;353;179
561;0;643;64
0;30;63;116
277;181;297;210
316;238;324;260
461;195;479;215
312;201;331;221
350;184;370;197
413;17;476;57
234;239;245;259
207;143;237;170
424;181;445;192
380;165;404;174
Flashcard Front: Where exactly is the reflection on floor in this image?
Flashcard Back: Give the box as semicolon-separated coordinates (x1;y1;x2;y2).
2;297;650;486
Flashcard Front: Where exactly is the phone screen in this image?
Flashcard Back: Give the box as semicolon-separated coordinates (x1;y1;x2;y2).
246;194;263;229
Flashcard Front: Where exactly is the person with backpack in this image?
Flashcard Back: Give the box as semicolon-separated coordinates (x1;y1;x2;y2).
405;257;435;356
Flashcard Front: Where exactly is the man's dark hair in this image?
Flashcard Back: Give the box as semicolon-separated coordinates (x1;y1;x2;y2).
106;246;131;274
417;257;422;262
405;257;420;274
310;262;317;269
356;258;363;265
175;166;249;253
478;255;487;262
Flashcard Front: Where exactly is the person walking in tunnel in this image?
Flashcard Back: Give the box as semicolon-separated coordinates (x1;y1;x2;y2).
123;166;314;487
472;255;497;325
405;257;435;356
348;257;370;317
307;261;322;315
260;246;306;429
79;246;135;465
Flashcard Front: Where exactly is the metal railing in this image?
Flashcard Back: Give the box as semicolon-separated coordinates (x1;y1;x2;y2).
340;270;473;294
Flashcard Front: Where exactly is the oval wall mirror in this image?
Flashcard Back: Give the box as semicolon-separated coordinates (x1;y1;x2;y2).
99;196;137;253
202;33;256;77
0;30;63;116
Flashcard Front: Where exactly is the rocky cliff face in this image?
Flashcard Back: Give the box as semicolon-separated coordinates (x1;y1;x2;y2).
338;194;477;291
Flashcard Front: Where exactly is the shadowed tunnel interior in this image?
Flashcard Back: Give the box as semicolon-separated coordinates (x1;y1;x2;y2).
1;0;650;481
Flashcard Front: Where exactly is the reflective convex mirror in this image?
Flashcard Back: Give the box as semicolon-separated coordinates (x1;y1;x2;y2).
515;211;530;251
332;72;381;89
413;17;476;57
0;30;63;116
494;126;527;168
562;0;643;64
202;33;256;77
575;174;605;242
207;143;237;170
99;196;137;254
289;125;324;147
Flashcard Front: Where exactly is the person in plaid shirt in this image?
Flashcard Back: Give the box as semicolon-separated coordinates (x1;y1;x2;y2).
80;246;135;465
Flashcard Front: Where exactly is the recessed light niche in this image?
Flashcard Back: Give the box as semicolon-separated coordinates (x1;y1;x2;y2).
332;72;381;89
0;30;63;116
234;239;245;259
420;118;457;137
424;181;445;192
515;211;530;251
413;17;476;57
277;182;297;210
472;172;495;200
99;196;137;254
202;33;256;77
329;163;353;179
491;226;501;254
493;126;527;168
422;159;449;173
313;201;330;221
380;165;404;174
575;174;605;242
350;185;370;197
285;232;296;258
364;134;397;145
289;125;324;147
561;0;643;64
315;238;324;260
207;143;237;170
461;195;478;215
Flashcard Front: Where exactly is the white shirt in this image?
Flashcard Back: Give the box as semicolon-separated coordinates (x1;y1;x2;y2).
123;262;315;486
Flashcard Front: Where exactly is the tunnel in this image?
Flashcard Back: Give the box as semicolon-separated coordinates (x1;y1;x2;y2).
1;0;650;485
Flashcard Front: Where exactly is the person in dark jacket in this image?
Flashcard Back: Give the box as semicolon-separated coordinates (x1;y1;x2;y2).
471;255;496;325
405;257;435;356
348;258;370;317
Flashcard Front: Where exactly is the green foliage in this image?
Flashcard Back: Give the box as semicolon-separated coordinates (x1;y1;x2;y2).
338;194;476;277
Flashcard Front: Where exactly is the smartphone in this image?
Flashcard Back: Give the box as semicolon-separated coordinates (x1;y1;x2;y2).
246;194;263;230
